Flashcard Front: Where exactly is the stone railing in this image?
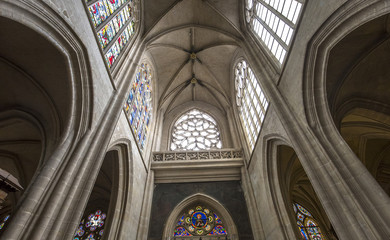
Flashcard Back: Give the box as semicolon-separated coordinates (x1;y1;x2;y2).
153;149;243;162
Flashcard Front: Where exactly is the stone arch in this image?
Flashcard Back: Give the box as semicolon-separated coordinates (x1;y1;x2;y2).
104;140;134;239
0;1;92;239
303;1;390;237
303;0;390;131
263;135;335;239
163;193;239;240
262;135;296;239
75;140;134;240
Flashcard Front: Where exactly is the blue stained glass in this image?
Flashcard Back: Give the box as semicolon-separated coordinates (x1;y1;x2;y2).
293;203;323;240
296;203;312;217
173;207;227;237
105;22;135;67
209;225;227;235
174;227;192;236
88;1;109;27
124;63;153;150
97;5;133;50
74;210;106;240
214;213;222;224
105;0;126;14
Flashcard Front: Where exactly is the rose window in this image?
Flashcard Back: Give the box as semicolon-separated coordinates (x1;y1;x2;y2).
170;109;222;151
74;210;106;240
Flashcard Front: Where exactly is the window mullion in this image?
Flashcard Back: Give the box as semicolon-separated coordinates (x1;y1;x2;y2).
240;113;254;148
253;15;288;50
102;21;133;53
246;85;262;131
247;74;267;117
258;0;296;28
95;2;131;32
242;88;259;141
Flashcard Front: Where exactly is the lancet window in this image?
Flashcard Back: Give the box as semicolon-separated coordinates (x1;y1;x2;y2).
235;60;268;151
84;0;137;68
173;205;227;237
74;210;107;240
293;203;325;240
124;63;153;151
245;0;303;64
170;109;222;151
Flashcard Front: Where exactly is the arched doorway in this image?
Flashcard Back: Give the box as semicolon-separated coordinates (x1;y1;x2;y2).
277;145;337;240
74;150;120;240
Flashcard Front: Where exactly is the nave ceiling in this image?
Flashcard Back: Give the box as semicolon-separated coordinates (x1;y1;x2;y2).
142;0;244;115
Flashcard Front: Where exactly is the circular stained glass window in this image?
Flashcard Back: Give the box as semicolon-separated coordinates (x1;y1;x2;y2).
74;210;106;240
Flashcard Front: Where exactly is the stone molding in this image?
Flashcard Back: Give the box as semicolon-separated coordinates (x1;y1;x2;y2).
152;149;244;183
153;149;243;162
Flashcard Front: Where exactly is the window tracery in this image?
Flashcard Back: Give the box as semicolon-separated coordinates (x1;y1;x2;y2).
173;205;227;237
170;109;222;151
293;203;325;240
235;60;268;151
124;63;153;151
74;210;107;240
245;0;303;64
84;0;137;68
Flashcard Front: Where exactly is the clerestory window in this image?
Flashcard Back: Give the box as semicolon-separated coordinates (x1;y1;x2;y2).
84;0;138;69
124;63;153;151
170;109;222;151
293;203;325;240
245;0;303;64
235;59;268;151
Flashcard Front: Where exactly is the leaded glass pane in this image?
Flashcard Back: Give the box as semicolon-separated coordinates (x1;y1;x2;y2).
173;205;227;237
74;210;106;240
235;60;268;151
170;109;222;151
85;0;137;68
293;203;325;240
246;0;303;64
124;63;153;150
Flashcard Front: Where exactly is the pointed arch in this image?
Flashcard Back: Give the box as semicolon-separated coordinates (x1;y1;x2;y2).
163;194;239;239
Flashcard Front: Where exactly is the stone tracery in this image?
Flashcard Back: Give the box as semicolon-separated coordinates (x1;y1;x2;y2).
170;109;222;151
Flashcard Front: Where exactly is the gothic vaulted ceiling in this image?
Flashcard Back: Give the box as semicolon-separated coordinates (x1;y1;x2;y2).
143;0;243;115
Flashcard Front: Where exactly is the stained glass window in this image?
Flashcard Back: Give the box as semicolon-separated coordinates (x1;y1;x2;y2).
0;215;10;231
74;210;107;240
124;63;153;151
170;109;222;151
245;0;303;64
173;205;227;237
235;59;268;151
85;0;137;68
293;203;325;240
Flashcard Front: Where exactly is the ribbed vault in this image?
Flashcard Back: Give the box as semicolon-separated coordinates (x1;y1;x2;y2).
143;0;243;115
